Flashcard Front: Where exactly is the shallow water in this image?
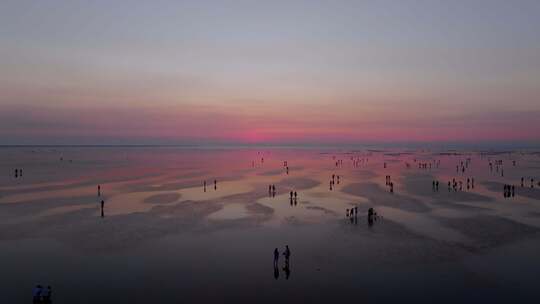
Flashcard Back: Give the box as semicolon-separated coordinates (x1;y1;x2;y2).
1;147;540;303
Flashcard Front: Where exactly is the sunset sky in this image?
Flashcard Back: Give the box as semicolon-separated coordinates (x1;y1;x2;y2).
1;0;540;146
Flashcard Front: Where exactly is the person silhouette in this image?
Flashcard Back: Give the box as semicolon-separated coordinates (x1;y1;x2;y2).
214;179;217;190
100;200;105;218
33;285;42;304
274;248;279;266
98;185;101;196
274;264;279;280
42;285;52;303
284;245;291;260
282;245;291;279
368;208;374;226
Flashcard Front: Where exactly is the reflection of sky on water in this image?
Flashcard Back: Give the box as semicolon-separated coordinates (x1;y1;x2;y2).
1;147;540;302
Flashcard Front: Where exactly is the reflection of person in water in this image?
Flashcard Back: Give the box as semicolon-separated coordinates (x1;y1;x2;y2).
274;264;279;280
100;200;105;218
283;260;290;279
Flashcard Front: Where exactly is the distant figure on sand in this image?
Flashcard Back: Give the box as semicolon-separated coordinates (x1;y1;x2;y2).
368;208;377;225
274;248;279;266
101;200;105;218
98;185;101;196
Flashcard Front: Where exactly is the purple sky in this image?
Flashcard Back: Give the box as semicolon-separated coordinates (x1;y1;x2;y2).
1;0;540;146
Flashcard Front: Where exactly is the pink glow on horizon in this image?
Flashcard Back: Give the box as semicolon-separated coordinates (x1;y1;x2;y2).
2;102;537;145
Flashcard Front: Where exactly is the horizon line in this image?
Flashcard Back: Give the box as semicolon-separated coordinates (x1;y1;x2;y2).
1;142;539;150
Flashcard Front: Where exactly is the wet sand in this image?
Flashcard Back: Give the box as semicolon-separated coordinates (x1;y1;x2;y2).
1;147;539;303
